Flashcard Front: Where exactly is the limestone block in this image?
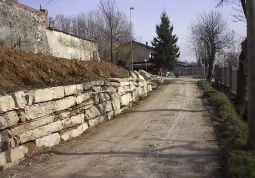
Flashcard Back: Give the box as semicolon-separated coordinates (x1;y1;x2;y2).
91;86;102;92
102;86;117;94
139;70;152;81
88;116;105;127
91;81;104;86
120;93;132;106
19;121;63;144
25;90;35;105
110;82;120;87
117;87;125;95
54;96;76;112
0;111;19;130
110;93;121;99
132;90;138;101
98;93;110;103
130;85;136;91
60;122;89;141
0;95;15;111
11;115;55;136
56;111;71;120
22;102;55;121
112;98;121;111
0;146;28;167
148;84;153;92
104;80;111;86
96;101;113;114
76;93;91;105
105;111;114;120
62;113;84;129
92;93;100;104
0;130;14;151
64;84;83;96
34;86;64;103
84;106;101;120
71;100;94;116
137;87;144;96
130;71;137;79
123;86;131;93
35;133;60;147
133;71;145;80
84;82;92;90
11;91;27;107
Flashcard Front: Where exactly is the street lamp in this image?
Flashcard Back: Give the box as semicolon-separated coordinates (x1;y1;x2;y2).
144;59;147;72
130;7;134;71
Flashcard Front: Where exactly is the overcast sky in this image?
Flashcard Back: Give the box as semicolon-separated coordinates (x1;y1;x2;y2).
22;0;246;62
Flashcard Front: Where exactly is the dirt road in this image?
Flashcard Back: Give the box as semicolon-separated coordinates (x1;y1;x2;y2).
2;78;219;178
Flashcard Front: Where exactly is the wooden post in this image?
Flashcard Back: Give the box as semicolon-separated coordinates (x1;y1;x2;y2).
247;0;255;148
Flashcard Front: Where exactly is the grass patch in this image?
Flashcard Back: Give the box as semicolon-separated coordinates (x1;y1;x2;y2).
197;80;255;178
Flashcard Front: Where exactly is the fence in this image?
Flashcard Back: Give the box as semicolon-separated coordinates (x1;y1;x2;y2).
214;65;238;94
176;67;208;79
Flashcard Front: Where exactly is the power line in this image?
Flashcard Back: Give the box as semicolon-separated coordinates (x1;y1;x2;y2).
42;0;53;8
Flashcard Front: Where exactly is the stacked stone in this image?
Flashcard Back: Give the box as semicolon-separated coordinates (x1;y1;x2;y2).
0;75;155;168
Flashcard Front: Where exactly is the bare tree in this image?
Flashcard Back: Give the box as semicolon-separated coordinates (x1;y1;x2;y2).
50;0;131;63
98;0;131;62
189;10;233;81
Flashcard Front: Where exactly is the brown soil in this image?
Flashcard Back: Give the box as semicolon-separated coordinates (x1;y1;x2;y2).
0;46;129;95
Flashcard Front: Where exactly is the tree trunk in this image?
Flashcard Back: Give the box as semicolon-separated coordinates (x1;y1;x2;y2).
207;54;215;82
236;39;248;118
110;29;113;63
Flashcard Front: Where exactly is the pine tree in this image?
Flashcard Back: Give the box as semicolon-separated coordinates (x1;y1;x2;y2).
151;12;180;70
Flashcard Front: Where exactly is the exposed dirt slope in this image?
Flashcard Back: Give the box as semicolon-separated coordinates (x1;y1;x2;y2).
0;46;129;95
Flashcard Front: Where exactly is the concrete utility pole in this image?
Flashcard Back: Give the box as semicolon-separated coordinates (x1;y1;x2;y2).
247;0;255;148
130;7;134;71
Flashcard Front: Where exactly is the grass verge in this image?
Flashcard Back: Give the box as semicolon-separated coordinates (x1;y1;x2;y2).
197;80;255;178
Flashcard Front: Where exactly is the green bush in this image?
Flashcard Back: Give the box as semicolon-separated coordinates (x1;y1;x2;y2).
197;80;255;178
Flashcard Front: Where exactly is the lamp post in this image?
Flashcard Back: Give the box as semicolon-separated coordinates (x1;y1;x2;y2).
130;7;134;71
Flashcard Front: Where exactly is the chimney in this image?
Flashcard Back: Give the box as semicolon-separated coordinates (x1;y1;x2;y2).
40;9;49;27
146;42;148;46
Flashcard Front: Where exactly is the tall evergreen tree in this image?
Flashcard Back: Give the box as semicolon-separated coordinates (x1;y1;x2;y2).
151;12;180;70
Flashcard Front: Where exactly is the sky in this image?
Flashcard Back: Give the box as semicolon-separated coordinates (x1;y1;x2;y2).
21;0;246;62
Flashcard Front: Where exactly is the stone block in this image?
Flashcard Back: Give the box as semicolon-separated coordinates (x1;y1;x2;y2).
137;87;144;97
62;113;84;129
25;90;35;105
96;101;112;115
35;133;60;147
132;90;138;101
11;115;55;136
91;81;104;86
88;116;105;127
133;71;145;80
76;93;91;105
105;111;114;120
55;111;71;120
98;93;110;103
54;96;76;112
148;84;153;92
34;86;64;103
91;86;102;92
22;102;55;121
112;98;121;111
92;94;100;104
0;130;14;151
11;91;27;107
0;95;15;112
120;93;132;106
117;87;125;95
60;122;89;141
0;146;28;167
0;111;19;130
84;106;101;120
139;70;152;81
130;71;137;79
64;84;83;96
19;121;63;144
84;82;92;90
102;86;117;94
110;93;121;99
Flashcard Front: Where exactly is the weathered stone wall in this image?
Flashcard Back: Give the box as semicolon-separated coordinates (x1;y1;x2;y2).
46;29;99;61
0;74;155;168
0;0;50;54
0;0;100;61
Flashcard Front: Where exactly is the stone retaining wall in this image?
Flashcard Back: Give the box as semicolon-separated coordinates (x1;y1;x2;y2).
0;74;155;168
